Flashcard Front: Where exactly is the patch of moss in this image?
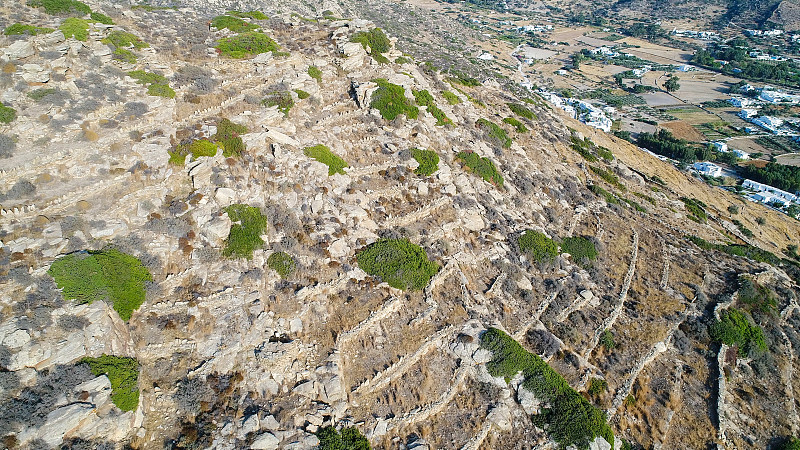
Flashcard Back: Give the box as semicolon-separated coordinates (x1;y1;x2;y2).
227;10;269;20
267;252;296;278
113;47;137;64
294;89;310;99
507;102;536;120
357;238;439;291
169;139;219;165
48;249;152;321
128;70;167;85
27;88;57;101
216;32;279;59
477;118;512;148
303;144;348;176
4;23;55;35
411;148;439;176
147;84;175;99
80;355;139;411
27;0;91;15
456;151;503;186
442;90;461;105
0;104;16;124
308;66;322;82
59;17;89;41
223;204;267;259
370;79;419;121
90;11;113;24
503;116;527;133
102;30;148;49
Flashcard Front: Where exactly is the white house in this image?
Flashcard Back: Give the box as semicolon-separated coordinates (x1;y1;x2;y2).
759;90;800;104
752;116;785;133
730;97;757;108
712;141;728;152
693;162;723;177
732;149;749;159
739;109;759;120
743;179;798;203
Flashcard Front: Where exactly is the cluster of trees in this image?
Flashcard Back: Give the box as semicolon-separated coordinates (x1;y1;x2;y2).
693;44;800;86
623;23;668;41
637;129;711;162
740;162;800;194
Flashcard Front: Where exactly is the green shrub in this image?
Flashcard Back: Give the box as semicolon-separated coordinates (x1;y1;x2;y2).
213;119;248;157
412;89;450;126
503;117;527;133
4;23;55;35
350;28;390;54
779;437;800;450
370;79;419;120
561;236;597;262
456;151;503;186
587;378;607;396
102;30;148;49
357;238;439;291
80;355;139;411
0;104;17;124
303;144;348;176
571;136;598;162
600;329;615;349
680;197;707;223
507;102;536;120
597;146;614;161
59;17;89;41
710;308;767;356
480;328;614;449
411;148;439;176
477;118;512;148
211;15;259;33
216;32;279;59
128;70;167;85
442;90;461;105
590;165;625;191
518;230;558;263
27;88;57;101
737;278;776;314
90;11;113;24
27;0;91;15
267;252;296;278
294;89;310;99
308;66;322;82
262;90;294;116
589;184;619;205
223;204;267;259
113;48;137;64
395;56;411;64
169;139;219;165
317;426;371;450
227;10;269;20
48;249;152;321
147;84;175;98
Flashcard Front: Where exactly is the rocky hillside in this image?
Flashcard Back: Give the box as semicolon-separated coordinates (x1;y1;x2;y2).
1;1;800;449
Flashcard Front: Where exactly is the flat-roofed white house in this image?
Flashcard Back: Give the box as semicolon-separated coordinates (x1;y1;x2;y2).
693;162;723;177
743;179;798;203
712;141;728;152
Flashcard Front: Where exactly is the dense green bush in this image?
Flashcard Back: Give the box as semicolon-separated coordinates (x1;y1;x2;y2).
412;89;450;126
357;238;439;291
267;252;296;278
442;90;461;105
561;236;597;262
0;104;16;124
128;70;167;85
28;0;91;15
587;378;607;396
370;79;419;121
518;230;558;263
113;48;137;64
411;148;439;176
80;355;139;411
223;204;267;259
216;32;279;59
102;30;149;49
90;11;113;24
59;17;89;41
147;83;175;98
600;329;615;349
456;151;503;186
710;308;767;356
477;118;512;148
169;139;218;165
503;117;527;133
48;249;152;321
688;236;780;266
507;102;536;120
303;144;348;176
317;426;371;450
213;118;248;157
481;328;614;449
262;90;294;116
570;136;598;162
4;23;55;35
308;66;322;82
350;28;390;63
211;15;259;33
680;197;707;223
596;146;614;161
294;89;310;100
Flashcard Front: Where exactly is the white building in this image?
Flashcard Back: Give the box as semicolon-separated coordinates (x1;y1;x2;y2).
712;141;728;152
693;162;723;177
759;90;800;104
729;97;758;108
739;109;759;120
732;149;749;159
743;179;798;203
752;116;785;133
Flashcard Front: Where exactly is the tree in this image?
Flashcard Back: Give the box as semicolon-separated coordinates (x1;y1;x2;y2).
756;216;766;225
664;76;680;92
